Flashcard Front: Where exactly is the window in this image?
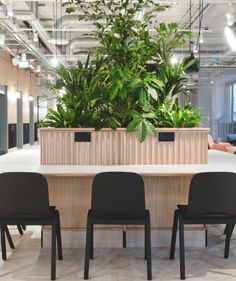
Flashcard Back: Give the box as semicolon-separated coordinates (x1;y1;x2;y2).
37;96;48;120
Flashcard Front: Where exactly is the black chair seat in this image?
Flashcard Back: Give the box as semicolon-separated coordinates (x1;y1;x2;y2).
90;209;150;224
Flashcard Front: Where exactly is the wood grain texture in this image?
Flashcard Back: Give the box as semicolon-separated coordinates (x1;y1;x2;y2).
46;175;192;229
0;51;37;123
40;128;209;165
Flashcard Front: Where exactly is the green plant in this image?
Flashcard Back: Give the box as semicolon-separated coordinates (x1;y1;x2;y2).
157;101;205;128
41;104;76;128
127;104;157;142
48;53;110;128
40;0;204;142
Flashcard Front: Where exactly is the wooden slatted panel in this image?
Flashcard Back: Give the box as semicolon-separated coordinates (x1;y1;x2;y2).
46;175;192;229
40;128;209;165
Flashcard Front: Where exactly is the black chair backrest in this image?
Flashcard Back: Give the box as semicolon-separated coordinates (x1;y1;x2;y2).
187;172;236;217
0;172;51;218
91;172;146;218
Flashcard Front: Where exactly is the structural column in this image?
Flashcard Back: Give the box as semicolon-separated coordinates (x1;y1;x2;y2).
16;92;23;149
0;86;8;154
29;99;34;145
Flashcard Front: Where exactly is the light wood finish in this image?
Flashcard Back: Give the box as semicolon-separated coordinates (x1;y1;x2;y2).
0;50;37;123
46;175;192;229
40;128;209;165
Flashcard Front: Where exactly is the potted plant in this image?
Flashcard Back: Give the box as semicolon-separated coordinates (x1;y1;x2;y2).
39;0;208;165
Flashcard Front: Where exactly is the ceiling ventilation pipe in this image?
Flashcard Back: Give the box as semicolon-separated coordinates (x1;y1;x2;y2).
66;38;101;56
51;15;104;46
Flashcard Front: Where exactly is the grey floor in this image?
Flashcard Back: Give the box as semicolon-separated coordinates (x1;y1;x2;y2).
1;227;236;280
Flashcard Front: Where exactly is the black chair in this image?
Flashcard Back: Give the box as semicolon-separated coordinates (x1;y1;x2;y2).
0;172;63;280
84;172;152;280
169;172;236;280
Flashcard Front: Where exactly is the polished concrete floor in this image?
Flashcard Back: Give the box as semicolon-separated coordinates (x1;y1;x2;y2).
1;226;236;280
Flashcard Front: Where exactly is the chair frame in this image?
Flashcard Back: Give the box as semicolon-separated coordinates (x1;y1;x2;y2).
0;171;63;281
170;208;236;280
84;210;152;280
83;171;152;280
0;206;62;280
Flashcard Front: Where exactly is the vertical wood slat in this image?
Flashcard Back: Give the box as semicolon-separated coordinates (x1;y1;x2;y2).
39;128;209;165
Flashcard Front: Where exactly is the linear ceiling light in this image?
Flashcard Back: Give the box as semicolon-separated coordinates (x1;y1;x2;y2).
225;22;236;51
199;30;204;44
226;3;236;26
48;38;69;46
0;34;5;45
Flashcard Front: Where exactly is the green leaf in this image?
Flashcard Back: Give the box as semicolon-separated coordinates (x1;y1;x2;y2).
142;112;156;119
109;83;121;100
139;88;147;105
127;119;140;132
138;121;147;142
129;78;141;89
145;121;157;136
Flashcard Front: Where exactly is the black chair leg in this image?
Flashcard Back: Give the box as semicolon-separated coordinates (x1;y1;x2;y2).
170;209;179;260
145;225;147;260
230;224;235;238
41;228;44;248
224;224;232;259
5;226;15;249
179;218;185;280
205;228;208;247
1;226;7;260
51;216;57;280
22;225;26;231
145;218;152;280
55;210;63;260
90;223;94;260
224;225;228;235
123;229;126;249
17;225;23;235
84;216;92;280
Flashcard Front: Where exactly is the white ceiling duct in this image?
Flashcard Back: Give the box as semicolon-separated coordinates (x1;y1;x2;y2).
50;15;95;46
66;37;101;56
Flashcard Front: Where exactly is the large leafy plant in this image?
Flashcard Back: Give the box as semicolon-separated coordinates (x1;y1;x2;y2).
44;53;113;129
41;0;203;142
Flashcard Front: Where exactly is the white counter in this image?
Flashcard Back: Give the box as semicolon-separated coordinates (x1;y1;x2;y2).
0;145;235;176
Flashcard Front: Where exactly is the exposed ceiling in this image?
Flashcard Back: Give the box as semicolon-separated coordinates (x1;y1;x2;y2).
0;0;236;88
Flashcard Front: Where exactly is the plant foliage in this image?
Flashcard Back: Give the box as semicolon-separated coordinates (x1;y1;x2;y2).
41;0;204;142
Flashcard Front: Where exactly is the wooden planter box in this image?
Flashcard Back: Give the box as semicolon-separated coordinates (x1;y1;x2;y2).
39;128;209;165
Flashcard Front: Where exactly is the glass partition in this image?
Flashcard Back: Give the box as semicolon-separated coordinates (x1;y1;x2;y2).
198;67;236;142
